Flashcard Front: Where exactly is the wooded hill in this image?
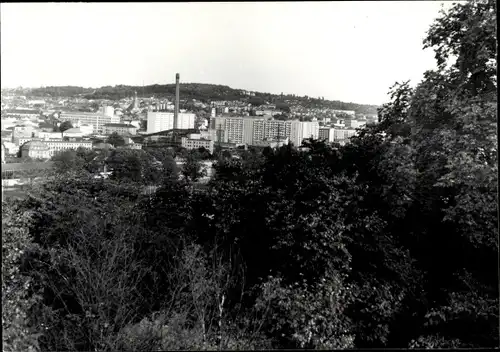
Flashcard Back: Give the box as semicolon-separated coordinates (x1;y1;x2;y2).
14;83;379;114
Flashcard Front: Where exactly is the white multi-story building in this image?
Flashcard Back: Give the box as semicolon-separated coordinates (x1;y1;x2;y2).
146;112;196;134
102;123;137;136
43;140;93;156
319;127;358;144
345;119;366;129
37;132;63;140
210;117;319;147
59;108;119;134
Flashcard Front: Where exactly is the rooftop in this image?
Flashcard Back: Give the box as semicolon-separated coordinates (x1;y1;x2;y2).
21;140;50;150
3;109;40;114
2;161;55;172
103;123;137;128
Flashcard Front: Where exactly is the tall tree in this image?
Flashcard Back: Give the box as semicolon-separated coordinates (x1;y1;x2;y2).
58;121;73;133
106;132;126;148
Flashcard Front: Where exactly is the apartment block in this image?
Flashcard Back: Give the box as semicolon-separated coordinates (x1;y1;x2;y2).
146;112;195;134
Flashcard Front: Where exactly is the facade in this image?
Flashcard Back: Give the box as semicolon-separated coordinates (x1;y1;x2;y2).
21;139;93;158
20;141;51;159
38;131;63;140
319;127;334;143
210;117;319;147
12;125;36;140
99;106;115;118
316;127;358;144
62;128;84;138
17;137;40;147
146;112;196;134
181;134;214;154
44;140;92;156
1;143;5;163
80;124;94;136
331;109;356;117
344;119;366;129
102;123;137;136
333;128;357;144
3;109;40;118
59;111;120;134
252;137;289;149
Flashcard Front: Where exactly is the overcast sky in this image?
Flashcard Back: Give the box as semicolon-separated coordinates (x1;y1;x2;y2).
1;2;455;105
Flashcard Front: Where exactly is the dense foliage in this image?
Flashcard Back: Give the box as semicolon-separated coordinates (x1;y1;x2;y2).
2;1;498;351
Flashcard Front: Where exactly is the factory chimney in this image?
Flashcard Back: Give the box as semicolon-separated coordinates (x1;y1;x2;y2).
174;73;180;130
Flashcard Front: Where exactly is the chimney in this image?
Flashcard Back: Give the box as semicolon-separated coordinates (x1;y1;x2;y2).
174;73;180;129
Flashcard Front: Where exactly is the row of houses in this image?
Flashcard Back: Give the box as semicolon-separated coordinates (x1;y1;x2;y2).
17;136;142;160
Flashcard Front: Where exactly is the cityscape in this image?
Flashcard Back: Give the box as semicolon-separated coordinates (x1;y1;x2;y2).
1;1;498;352
1;72;379;189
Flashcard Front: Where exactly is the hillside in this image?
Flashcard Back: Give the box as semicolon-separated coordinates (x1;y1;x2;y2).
14;83;379;115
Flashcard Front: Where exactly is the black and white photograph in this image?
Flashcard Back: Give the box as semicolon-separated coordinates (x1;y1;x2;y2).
1;1;498;351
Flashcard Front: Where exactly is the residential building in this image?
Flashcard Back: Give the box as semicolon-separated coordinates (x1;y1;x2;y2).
12;125;36;140
3;109;40;118
102;123;137;136
146;112;196;134
333;128;357;144
21;139;93;158
331;109;356;117
181;133;214;154
252;137;289;149
210;117;319;147
38;131;63;140
319;127;334;143
345;119;366;129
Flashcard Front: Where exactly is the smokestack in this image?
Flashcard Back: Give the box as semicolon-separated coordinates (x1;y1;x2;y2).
174;73;180;129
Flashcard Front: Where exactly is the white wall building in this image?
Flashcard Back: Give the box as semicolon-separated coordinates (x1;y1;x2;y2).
345;119;367;129
146;112;196;134
60;111;120;134
181;133;214;154
210;117;319;147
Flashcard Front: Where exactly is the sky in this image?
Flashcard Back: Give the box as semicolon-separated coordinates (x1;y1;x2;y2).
1;1;456;105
